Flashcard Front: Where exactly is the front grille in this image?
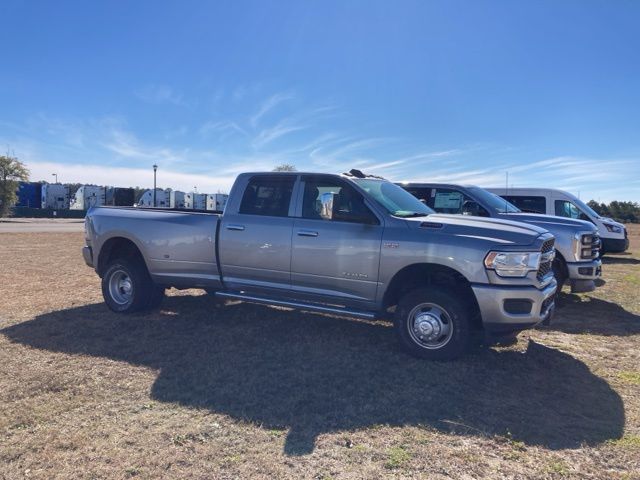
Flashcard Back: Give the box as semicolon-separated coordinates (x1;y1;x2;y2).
541;239;555;254
540;293;555;315
537;238;555;281
537;259;552;281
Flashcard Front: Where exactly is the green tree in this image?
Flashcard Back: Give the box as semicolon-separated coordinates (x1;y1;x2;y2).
587;199;640;223
587;200;603;216
0;155;30;217
272;163;297;172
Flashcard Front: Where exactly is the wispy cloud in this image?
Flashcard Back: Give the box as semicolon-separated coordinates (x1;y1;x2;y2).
199;120;248;140
102;128;188;164
135;84;187;107
252;118;309;148
250;92;295;127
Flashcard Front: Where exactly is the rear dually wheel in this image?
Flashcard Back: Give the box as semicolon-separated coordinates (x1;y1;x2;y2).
102;258;163;313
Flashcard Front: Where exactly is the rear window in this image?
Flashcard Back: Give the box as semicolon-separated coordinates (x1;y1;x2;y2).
501;195;546;214
239;175;295;217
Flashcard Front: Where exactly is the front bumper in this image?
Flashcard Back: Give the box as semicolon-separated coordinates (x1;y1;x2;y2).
566;258;602;293
602;237;629;254
82;246;94;268
472;279;557;334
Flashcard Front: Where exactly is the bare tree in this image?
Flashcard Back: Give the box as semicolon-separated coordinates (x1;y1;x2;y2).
0;155;30;217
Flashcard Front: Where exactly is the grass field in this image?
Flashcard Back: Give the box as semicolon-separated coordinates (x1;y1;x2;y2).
1;226;639;479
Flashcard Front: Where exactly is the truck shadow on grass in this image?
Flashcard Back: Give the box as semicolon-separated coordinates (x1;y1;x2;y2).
549;293;640;336
2;295;625;455
601;255;640;265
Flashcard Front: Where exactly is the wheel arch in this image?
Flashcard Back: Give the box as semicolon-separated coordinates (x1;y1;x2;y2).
97;236;147;277
552;250;568;283
382;263;482;329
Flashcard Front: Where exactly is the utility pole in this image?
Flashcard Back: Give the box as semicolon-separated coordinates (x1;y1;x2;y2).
153;164;158;207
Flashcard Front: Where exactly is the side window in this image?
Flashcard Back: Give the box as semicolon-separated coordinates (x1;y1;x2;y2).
432;188;464;214
239;176;295;217
430;188;490;216
555;200;581;219
404;187;432;207
503;195;546;214
301;177;378;224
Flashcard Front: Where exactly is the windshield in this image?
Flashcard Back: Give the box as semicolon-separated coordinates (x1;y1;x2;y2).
468;187;520;214
352;178;434;217
571;196;601;219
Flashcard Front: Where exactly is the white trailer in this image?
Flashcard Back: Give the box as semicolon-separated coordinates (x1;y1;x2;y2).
183;192;207;209
41;184;70;210
193;193;207;210
71;185;106;210
205;193;228;211
169;190;186;209
137;188;170;208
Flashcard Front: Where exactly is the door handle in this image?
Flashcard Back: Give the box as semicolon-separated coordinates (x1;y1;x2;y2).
297;230;319;237
226;224;245;231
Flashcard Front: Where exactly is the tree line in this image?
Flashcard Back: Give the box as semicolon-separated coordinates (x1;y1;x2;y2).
587;200;640;223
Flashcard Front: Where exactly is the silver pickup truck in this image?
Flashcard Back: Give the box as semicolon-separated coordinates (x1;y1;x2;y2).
83;170;557;360
400;183;602;293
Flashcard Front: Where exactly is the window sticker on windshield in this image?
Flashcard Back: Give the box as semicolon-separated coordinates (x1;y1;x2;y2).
434;192;463;209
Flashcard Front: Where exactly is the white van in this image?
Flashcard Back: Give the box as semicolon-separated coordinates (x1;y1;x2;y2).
487;187;628;254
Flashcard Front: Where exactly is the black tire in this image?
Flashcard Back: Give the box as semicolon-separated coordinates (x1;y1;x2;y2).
552;256;568;292
101;257;160;313
394;287;472;360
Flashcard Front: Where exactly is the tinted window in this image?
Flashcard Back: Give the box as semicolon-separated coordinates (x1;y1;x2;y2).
301;177;378;224
428;188;489;217
555;200;582;219
403;187;432;207
353;179;434;217
239;175;295;217
467;188;520;214
502;195;546;214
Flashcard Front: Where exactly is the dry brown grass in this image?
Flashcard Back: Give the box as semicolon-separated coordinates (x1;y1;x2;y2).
1;226;639;479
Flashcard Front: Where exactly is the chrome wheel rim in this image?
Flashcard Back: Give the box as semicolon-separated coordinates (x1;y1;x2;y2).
408;302;454;349
108;269;133;305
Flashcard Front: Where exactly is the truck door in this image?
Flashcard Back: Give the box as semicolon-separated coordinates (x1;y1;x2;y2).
291;175;383;305
218;174;296;294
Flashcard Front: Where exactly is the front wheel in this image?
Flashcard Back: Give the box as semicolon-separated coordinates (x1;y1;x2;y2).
394;287;473;360
102;258;163;313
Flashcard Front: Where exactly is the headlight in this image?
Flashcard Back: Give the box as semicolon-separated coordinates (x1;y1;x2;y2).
574;232;598;260
604;223;622;234
484;251;541;277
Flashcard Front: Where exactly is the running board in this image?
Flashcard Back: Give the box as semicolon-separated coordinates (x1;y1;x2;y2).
215;291;376;320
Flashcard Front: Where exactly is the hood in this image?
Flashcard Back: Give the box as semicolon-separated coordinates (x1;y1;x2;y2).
499;212;597;233
404;213;547;247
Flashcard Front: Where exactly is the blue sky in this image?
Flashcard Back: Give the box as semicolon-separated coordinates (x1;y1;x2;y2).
1;0;639;201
